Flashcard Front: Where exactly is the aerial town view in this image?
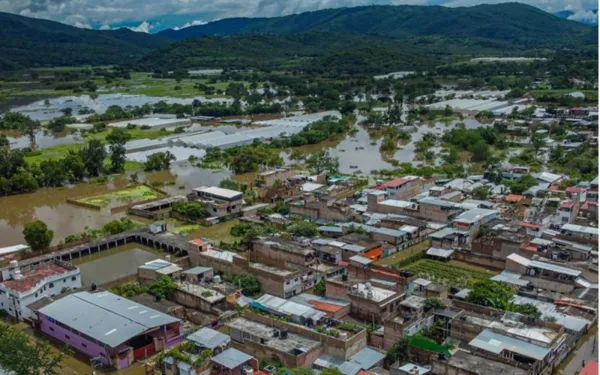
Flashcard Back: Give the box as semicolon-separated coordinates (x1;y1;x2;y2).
0;1;598;375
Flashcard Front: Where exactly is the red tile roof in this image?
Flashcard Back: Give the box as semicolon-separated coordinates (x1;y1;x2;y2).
581;201;597;211
566;187;586;193
307;300;343;313
375;177;411;190
561;201;575;209
505;194;523;203
520;222;543;230
189;238;207;246
2;264;71;292
525;245;538;252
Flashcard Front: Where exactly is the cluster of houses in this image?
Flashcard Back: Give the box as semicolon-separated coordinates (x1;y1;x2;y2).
0;166;596;375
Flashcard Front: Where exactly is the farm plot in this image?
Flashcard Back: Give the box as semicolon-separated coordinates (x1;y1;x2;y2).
404;260;495;288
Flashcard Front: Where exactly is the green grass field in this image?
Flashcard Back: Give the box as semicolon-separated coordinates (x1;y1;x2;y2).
403;259;495;288
76;185;164;208
376;240;431;267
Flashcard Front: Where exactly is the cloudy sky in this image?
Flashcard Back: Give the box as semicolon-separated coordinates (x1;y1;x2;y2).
1;0;597;32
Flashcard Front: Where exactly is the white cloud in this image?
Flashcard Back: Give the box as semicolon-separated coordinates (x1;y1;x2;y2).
128;20;153;33
567;9;598;24
172;19;208;30
99;24;111;30
0;0;598;30
73;21;92;28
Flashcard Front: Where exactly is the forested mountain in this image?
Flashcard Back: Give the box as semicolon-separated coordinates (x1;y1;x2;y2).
136;33;436;74
0;12;170;70
157;3;596;47
0;3;596;71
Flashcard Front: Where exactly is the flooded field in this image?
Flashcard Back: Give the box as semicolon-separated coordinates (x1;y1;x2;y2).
77;246;162;286
75;185;165;209
0;166;234;247
5;93;234;121
0;113;490;247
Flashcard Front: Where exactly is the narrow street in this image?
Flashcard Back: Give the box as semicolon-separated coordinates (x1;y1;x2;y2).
561;331;598;375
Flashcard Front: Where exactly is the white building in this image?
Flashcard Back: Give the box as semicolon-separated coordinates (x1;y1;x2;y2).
0;260;81;321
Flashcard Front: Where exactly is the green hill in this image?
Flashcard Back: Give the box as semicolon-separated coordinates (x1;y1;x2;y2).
136;33;437;74
0;12;170;70
157;3;596;47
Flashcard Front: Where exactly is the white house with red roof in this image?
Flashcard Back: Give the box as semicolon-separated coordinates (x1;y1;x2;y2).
0;260;81;321
374;176;424;200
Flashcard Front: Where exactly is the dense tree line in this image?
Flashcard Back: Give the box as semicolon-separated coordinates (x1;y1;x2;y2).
0;128;137;196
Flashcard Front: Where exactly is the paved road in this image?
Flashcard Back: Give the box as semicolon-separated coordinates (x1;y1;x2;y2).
562;331;598;375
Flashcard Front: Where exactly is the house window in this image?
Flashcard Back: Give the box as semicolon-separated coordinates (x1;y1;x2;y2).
72;276;77;281
63;279;67;283
49;327;54;332
49;283;54;288
65;335;70;340
81;343;87;348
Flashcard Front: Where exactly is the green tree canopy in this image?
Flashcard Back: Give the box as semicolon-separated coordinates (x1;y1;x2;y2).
287;221;319;237
0;324;63;375
23;220;53;250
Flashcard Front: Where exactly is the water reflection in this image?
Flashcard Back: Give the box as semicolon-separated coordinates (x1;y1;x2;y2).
5;94;234;121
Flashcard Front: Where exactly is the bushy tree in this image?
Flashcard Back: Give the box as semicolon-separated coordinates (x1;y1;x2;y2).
172;202;209;220
106;128;131;173
229;274;262;297
23;220;54;250
306;151;339;174
144;151;176;171
287;221;318;237
0;324;63;375
314;278;326;296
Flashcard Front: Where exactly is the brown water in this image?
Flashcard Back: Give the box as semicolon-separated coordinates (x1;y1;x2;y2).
0;118;488;247
0;163;234;247
6;129;83;149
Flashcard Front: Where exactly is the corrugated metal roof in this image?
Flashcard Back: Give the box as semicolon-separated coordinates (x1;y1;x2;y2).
211;348;252;369
426;247;454;258
561;224;598;236
255;294;326;321
350;347;386;369
38;291;179;348
530;260;582;277
512;295;590;333
349;255;372;265
187;327;230;349
339;361;362;375
469;329;550;360
183;266;213;275
490;271;529;287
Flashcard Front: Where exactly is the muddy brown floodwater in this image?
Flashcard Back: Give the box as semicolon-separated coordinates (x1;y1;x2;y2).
0;118;489;247
0;165;232;247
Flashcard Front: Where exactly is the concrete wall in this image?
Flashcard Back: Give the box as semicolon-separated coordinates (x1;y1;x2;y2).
453;250;506;270
419;204;452;222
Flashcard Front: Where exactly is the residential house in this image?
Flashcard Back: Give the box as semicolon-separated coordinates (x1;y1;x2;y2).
137;259;182;285
189;186;243;219
0;260;81;321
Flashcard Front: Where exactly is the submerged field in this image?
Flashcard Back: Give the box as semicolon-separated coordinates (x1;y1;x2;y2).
75;185;165;208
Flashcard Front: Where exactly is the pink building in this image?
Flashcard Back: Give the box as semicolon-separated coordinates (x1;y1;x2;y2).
33;291;182;370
